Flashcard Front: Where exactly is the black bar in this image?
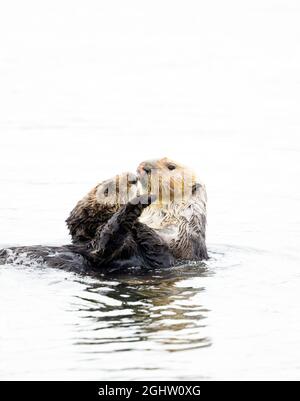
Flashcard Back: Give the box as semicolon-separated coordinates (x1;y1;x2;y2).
0;380;292;399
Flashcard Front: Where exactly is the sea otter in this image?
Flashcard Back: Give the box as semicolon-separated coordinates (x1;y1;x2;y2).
137;157;208;260
67;158;208;262
1;158;207;271
0;173;174;271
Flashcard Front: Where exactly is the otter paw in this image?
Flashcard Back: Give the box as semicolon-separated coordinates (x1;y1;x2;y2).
122;194;156;221
129;194;156;207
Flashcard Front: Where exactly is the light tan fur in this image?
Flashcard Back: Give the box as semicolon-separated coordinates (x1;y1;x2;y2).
137;157;208;260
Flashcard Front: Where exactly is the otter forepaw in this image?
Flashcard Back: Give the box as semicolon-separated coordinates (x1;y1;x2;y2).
129;194;156;207
120;194;156;222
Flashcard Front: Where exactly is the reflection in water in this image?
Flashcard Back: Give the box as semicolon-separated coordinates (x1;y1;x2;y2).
72;264;212;353
3;245;300;380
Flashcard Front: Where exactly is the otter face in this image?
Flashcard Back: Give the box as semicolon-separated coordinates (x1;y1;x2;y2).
137;157;197;204
95;172;138;207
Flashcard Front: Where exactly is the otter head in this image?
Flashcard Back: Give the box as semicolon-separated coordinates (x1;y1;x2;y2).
95;172;139;207
137;157;199;205
66;172;139;243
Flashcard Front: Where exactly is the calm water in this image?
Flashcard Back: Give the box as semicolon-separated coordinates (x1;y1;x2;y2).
1;132;300;380
1;1;300;380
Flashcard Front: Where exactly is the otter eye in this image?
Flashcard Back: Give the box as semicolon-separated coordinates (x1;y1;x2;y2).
104;188;109;197
167;164;176;171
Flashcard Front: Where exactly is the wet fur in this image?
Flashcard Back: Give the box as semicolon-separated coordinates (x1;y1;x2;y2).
66;185;118;244
0;195;174;272
66;159;208;265
137;158;208;260
139;184;208;260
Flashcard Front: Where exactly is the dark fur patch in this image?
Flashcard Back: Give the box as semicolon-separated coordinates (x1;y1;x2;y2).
1;195;174;272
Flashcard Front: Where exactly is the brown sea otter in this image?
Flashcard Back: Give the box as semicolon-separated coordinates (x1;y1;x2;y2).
1;158;207;272
137;157;208;260
0;173;174;272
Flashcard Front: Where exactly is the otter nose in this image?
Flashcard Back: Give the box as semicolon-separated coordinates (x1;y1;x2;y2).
137;162;152;175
